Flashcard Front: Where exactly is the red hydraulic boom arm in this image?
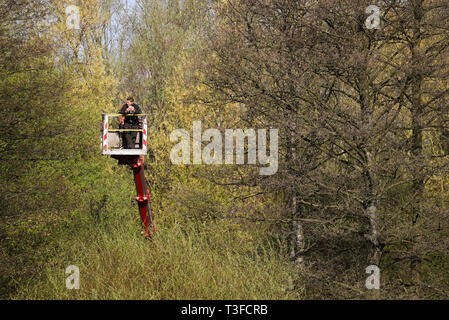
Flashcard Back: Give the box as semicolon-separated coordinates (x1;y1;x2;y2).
112;155;155;238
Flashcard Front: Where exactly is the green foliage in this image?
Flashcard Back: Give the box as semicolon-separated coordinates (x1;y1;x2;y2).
2;0;449;300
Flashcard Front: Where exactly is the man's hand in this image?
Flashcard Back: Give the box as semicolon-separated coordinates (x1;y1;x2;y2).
126;106;135;113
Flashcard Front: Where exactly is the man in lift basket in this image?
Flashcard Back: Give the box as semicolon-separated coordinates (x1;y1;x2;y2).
119;96;142;149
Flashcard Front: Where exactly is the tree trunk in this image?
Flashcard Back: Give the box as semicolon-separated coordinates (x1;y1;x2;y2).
290;191;304;266
406;0;425;225
287;121;304;267
366;202;381;266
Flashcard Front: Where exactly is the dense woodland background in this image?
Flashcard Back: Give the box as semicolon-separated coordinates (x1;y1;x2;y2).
1;0;448;299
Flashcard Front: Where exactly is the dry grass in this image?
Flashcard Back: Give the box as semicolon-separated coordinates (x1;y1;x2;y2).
12;216;301;300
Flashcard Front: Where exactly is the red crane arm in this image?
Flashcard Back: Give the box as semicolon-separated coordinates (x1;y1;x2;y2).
112;155;155;238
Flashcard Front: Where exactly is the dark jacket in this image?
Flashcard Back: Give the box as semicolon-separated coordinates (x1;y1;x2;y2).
119;103;142;126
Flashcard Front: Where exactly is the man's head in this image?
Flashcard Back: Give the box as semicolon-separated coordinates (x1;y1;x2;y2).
126;96;135;106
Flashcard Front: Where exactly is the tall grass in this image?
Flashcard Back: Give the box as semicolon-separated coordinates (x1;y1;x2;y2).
12;211;301;300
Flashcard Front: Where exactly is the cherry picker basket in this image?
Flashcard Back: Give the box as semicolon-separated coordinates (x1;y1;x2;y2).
101;113;148;156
